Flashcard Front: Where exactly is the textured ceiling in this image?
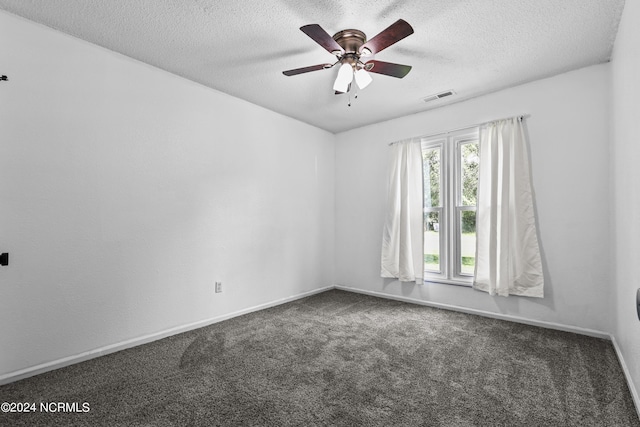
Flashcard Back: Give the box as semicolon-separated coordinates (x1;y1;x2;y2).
0;0;626;133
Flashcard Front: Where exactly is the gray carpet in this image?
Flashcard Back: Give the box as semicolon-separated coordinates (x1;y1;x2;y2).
1;289;638;426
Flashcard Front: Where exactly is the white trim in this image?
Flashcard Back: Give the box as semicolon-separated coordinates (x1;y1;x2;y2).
610;335;640;419
422;130;480;284
424;277;472;287
0;286;333;385
335;285;610;339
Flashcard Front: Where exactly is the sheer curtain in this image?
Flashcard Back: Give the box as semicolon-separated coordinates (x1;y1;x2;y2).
380;140;423;283
473;117;544;297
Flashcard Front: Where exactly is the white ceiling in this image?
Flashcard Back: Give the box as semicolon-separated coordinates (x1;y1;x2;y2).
0;0;625;133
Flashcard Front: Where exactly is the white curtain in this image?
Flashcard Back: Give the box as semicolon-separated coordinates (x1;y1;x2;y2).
381;140;423;283
473;117;544;297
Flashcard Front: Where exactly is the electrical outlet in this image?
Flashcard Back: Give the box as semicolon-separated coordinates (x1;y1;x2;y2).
215;282;222;293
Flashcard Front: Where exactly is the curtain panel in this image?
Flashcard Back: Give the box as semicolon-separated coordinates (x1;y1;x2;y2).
380;140;423;283
473;117;544;297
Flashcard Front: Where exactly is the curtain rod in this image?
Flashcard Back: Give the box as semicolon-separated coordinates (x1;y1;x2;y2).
388;114;530;146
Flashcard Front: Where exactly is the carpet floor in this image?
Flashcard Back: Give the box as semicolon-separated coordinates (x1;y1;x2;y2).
1;289;638;426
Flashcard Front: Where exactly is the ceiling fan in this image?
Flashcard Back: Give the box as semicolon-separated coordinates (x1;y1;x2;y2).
282;19;414;95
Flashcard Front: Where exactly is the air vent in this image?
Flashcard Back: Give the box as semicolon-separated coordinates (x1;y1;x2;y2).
422;90;455;103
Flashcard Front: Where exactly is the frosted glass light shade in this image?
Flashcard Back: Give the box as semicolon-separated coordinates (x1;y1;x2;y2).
354;69;372;89
333;63;353;92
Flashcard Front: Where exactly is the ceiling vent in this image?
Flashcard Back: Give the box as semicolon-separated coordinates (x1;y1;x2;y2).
422;90;455;103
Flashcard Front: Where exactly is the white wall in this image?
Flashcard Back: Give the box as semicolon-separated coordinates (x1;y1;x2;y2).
611;0;640;406
335;64;612;333
1;4;635;398
0;11;335;379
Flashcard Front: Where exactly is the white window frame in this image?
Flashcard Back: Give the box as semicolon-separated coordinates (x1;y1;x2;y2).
421;128;479;286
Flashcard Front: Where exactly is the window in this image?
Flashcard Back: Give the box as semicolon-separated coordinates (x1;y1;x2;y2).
422;129;479;285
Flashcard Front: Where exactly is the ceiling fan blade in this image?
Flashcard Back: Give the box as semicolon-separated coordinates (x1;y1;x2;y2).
361;19;414;55
300;24;343;54
364;60;412;78
283;64;331;76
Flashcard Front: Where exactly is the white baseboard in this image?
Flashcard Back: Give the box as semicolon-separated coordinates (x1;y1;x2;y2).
610;335;640;419
0;286;333;386
334;285;611;339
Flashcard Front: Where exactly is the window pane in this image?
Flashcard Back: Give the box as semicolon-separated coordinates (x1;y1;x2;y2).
460;143;479;206
460;210;476;275
423;147;441;208
424;211;440;272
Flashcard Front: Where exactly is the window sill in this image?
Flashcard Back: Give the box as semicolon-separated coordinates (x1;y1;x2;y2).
423;277;473;287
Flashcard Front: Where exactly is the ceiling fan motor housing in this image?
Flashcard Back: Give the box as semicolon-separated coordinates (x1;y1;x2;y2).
332;29;367;70
332;29;366;54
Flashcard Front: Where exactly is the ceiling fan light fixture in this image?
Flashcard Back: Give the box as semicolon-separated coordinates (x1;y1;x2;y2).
333;62;353;92
354;68;372;89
